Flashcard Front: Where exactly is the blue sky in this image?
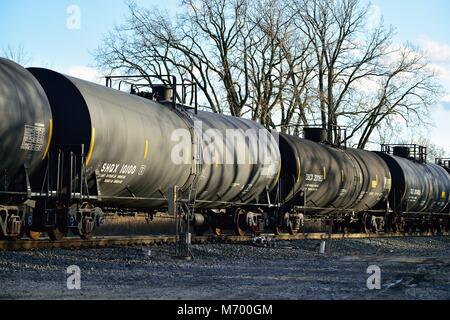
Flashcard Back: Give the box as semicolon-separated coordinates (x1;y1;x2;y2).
1;0;450;153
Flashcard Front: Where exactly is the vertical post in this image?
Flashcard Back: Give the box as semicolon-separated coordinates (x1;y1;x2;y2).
56;149;61;200
80;144;85;201
47;151;51;198
69;151;74;202
194;84;198;115
168;185;179;254
172;76;177;109
169;186;192;260
327;215;333;255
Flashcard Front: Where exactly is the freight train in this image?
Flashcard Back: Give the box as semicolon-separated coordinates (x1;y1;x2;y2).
1;58;449;240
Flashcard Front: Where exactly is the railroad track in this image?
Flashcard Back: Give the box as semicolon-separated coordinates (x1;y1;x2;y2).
0;232;447;251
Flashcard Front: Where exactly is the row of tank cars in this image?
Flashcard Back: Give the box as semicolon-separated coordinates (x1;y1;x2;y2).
1;57;450;241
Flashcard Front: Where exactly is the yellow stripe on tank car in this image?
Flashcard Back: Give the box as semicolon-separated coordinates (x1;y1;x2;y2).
42;119;53;160
296;157;301;183
442;191;446;199
144;139;149;160
275;160;282;184
371;175;378;189
86;128;96;165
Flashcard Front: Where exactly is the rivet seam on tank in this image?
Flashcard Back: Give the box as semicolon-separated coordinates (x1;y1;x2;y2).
42;119;53;160
296;157;301;183
86;128;96;165
144;139;149;160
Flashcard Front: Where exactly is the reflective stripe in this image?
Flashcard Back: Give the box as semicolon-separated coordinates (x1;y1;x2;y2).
42;119;53;160
296;157;301;183
86;128;96;165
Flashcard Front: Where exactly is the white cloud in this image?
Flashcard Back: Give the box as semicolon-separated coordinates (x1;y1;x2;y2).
430;104;450;154
367;4;382;30
66;65;103;84
416;36;450;64
442;94;450;103
416;36;450;112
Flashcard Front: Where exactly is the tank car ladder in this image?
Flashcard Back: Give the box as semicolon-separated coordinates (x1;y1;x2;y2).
172;108;203;260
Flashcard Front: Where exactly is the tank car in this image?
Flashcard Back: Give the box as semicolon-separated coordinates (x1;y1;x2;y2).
24;67;280;239
0;58;53;239
274;128;392;233
2;57;450;240
376;146;450;232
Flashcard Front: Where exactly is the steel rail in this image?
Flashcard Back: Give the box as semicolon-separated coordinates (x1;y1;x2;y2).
0;232;447;251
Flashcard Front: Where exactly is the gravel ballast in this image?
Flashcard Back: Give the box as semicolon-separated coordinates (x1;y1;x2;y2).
0;237;449;300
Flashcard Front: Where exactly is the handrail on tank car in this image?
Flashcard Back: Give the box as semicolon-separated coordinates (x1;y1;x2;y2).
283;124;348;149
381;144;427;163
104;74;198;114
436;158;450;168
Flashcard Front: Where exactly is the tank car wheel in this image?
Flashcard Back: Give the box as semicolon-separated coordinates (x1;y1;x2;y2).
7;227;24;241
234;209;246;236
8;233;23;241
72;226;96;240
26;230;42;240
213;227;223;237
362;214;370;234
288;221;300;235
47;228;66;241
79;233;95;240
274;225;284;235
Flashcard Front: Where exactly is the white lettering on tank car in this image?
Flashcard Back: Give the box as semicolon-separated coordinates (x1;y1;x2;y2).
101;163;120;173
138;165;147;176
120;165;137;175
99;163;138;184
20;124;46;152
306;173;324;183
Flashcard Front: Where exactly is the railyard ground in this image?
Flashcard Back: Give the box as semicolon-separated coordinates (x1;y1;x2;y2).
1;236;450;300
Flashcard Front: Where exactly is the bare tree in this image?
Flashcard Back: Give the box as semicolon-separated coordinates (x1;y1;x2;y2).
96;0;441;147
1;44;32;66
96;0;251;115
96;0;314;124
291;0;441;146
244;0;313;131
348;46;441;148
